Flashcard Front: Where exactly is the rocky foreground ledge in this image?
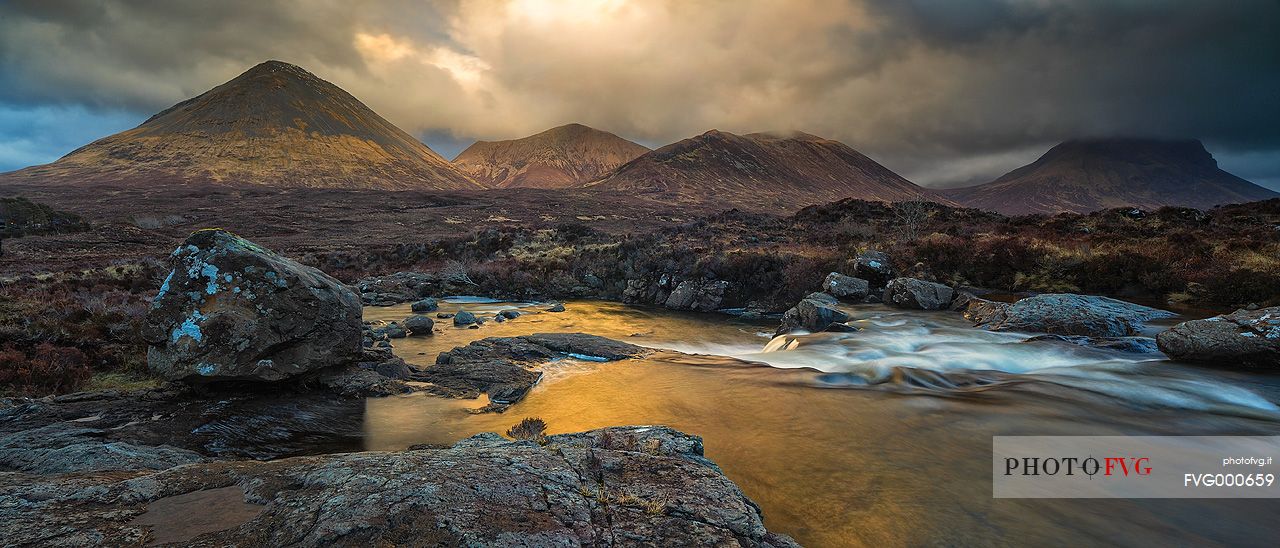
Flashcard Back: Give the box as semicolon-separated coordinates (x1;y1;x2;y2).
1;425;797;547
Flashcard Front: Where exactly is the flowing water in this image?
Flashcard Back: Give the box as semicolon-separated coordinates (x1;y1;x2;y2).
363;298;1280;546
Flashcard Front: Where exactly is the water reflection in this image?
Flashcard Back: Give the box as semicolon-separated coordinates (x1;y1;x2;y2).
362;299;1280;546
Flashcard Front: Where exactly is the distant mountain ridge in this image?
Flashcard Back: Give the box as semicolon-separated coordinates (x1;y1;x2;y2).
1;60;479;190
945;139;1277;214
453;123;650;189
584;129;947;210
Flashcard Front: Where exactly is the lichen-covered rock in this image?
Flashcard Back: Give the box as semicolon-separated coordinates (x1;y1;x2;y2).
1156;307;1280;368
822;272;870;302
142;229;362;383
0;426;798;547
988;294;1174;337
853;250;894;288
883;277;955;310
664;280;730;311
776;292;851;335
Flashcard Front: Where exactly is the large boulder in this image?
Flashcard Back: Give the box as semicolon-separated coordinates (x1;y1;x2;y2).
853;250;895;288
776;292;851;335
987;294;1175;337
822;272;870;302
883;277;955;310
143;229;362;383
664;280;730;311
1156;307;1280;368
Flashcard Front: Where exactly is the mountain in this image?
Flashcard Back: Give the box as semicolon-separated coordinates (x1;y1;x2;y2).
2;60;479;190
944;139;1278;215
453;123;650;189
584;130;944;209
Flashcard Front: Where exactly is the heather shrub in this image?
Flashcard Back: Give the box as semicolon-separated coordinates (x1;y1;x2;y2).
507;417;549;444
0;343;92;396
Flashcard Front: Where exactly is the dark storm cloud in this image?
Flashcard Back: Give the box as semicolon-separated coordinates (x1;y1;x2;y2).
0;0;1277;188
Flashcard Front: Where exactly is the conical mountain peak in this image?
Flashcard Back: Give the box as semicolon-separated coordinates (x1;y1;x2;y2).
10;60;479;190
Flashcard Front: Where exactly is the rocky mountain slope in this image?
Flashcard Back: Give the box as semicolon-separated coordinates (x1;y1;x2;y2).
584;130;946;210
1;60;479;190
944;139;1277;214
453;123;649;188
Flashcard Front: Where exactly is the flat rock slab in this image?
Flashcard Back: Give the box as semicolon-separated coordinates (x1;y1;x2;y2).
1;426;798;547
0;388;366;467
419;333;653;408
987;293;1174;337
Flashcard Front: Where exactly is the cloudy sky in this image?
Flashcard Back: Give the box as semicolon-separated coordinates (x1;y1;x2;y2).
1;0;1278;189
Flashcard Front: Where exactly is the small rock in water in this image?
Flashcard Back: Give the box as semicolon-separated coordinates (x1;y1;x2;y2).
547;303;566;313
437;312;455;319
500;309;521;319
776;293;850;335
411;298;439;312
824;322;860;333
381;322;408;339
404;315;435;336
454;310;477;326
494;314;506;323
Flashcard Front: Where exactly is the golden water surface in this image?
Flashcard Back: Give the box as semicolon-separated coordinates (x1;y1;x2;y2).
362;299;1280;546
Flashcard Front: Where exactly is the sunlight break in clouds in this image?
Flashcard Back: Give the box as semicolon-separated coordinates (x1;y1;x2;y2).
354;32;489;90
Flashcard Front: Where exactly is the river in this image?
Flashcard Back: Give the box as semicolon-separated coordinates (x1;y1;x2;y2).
362;298;1280;546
